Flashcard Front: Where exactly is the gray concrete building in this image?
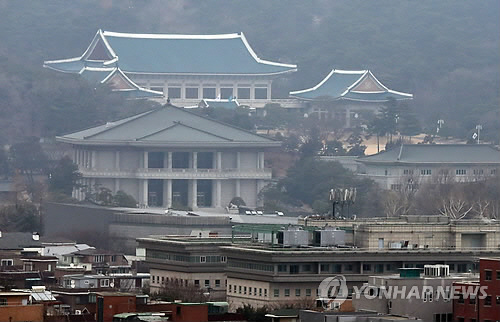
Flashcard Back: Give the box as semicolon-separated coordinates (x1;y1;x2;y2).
56;104;280;209
356;144;500;190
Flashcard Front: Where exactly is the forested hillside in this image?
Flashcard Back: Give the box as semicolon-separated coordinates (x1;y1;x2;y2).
0;0;498;143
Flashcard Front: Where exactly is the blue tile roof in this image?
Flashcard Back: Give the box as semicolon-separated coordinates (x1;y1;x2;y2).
201;99;240;109
290;69;413;102
44;30;297;76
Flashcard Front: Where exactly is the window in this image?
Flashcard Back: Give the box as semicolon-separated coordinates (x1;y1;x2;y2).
345;264;353;271
264;289;267;297
473;169;483;175
228;284;232;293
306;289;312;297
457;293;464;304
284;289;290;297
333;264;342;273
278;264;287;272
0;298;7;306
237;87;250;99
302;264;312;272
403;169;414;175
185;87;199;99
456;169;467;175
220;87;233;99
194;280;200;287
94;255;104;263
469;294;476;304
205;280;210;287
484;295;492;306
274;289;279;297
485;270;492;281
239;286;242;294
215;280;221;288
259;288;262;296
168;87;181;99
496;295;500;305
203;87;216;99
111;255;117;262
295;289;301;297
200;256;206;263
362;264;372;271
390;184;402;191
496;270;500;280
1;259;13;266
420;169;432;175
254;287;257;296
320;264;330;272
100;279;110;287
254;87;268;99
244;286;247;295
248;288;252;295
290;265;299;274
491;168;497;175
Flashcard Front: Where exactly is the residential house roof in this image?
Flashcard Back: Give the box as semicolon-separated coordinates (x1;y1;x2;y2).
0;232;42;250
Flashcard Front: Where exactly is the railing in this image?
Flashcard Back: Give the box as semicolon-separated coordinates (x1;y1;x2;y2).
79;167;272;179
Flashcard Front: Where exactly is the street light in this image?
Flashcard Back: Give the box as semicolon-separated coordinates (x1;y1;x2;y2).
475;124;482;144
437;119;444;134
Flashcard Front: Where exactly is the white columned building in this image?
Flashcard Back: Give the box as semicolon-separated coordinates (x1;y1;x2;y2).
57;104;279;209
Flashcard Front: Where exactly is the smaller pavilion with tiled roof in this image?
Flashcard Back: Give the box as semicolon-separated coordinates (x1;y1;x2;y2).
290;69;413;127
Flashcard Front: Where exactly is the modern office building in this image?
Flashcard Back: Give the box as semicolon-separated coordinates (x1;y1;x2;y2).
56;103;280;208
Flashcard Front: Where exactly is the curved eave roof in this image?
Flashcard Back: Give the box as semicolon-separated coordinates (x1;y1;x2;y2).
44;30;297;76
56;105;280;148
289;69;413;102
357;144;500;164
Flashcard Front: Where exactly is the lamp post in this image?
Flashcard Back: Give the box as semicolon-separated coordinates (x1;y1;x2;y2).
437;119;444;134
475;124;482;144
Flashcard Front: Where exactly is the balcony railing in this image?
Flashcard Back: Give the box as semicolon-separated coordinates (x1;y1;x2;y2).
79;167;272;179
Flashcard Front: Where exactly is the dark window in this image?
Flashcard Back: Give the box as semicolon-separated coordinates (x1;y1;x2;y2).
306;289;312;296
0;298;6;306
497;270;500;280
496;295;500;305
220;88;233;99
457;293;464;304
168;87;181;99
333;264;342;273
290;265;299;274
274;289;279;297
215;280;221;288
295;289;301;297
363;264;372;271
484;295;492;306
485;270;492;281
194;280;199;287
278;264;287;272
148;152;164;168
302;264;312;272
185;87;199;99
238;87;250;99
203;87;216;99
254;87;268;99
320;264;330;272
172;152;189;168
284;289;290;297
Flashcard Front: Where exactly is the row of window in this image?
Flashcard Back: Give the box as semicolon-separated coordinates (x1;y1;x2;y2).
147;250;226;263
400;168;497;176
150;275;224;289
227;261;274;272
457;294;500;306
141;84;269;100
484;269;500;281
228;284;268;297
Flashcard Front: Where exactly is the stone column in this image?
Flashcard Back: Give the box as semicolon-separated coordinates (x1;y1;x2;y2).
164;179;172;208
142;179;149;207
258;152;265;169
236;152;241;169
167;152;173;169
216;152;222;169
215;180;222;208
345;108;351;128
191;179;198;209
115;151;120;170
114;179;120;194
91;151;96;169
143;151;149;169
192;152;198;169
235;179;241;197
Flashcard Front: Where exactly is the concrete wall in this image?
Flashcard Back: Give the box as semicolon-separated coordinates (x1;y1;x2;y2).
221;180;236;207
239;179;257;207
239;152;258;169
222;151;236;169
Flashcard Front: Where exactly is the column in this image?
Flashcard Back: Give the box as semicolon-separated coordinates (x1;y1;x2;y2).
250;83;255;100
216;152;222;169
91;151;96;169
215;180;221;208
258;152;265;169
257;180;265;207
167;152;173;169
235;179;241;197
236;152;241;169
164;179;172;208
345;108;351;128
115;151;120;170
192;152;198;169
143;151;149;169
114;179;120;193
191;179;198;209
142;180;148;206
267;81;272;100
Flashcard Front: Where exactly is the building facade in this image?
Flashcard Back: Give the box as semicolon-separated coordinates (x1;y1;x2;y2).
56;104;280;208
356;144;500;190
44;30;297;108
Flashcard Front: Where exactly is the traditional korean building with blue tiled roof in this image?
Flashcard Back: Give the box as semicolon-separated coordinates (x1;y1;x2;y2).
290;69;413;127
44;30;297;107
56;103;280;209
